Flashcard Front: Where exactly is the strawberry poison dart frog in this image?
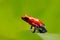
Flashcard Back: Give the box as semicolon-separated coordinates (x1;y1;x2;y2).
21;14;47;33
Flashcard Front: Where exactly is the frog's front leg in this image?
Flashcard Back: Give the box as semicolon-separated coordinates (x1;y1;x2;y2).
33;27;37;33
30;25;33;29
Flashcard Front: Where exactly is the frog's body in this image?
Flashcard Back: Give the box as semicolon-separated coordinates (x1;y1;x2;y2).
21;15;47;33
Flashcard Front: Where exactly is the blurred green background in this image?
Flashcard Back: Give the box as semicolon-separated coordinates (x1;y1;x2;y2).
0;0;60;40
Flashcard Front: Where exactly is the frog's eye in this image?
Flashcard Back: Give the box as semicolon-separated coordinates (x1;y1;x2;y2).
24;14;27;16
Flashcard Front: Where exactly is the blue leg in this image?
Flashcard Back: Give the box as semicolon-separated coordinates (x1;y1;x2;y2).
33;27;37;33
38;27;47;33
30;26;33;29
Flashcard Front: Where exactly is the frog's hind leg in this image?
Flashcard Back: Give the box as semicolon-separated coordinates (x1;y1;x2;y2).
38;27;47;33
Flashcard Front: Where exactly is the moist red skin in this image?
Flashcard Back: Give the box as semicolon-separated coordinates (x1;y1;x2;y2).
26;17;44;27
22;15;47;33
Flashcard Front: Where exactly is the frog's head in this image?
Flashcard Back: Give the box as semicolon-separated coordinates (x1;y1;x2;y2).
21;14;29;22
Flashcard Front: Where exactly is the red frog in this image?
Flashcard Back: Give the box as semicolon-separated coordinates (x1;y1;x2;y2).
21;14;47;33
